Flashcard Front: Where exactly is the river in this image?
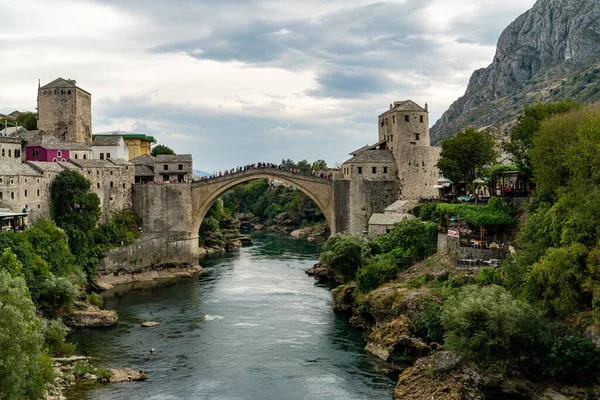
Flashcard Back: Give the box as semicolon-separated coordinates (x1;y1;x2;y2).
68;233;396;399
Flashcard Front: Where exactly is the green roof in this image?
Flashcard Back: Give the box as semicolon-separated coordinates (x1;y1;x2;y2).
93;132;157;143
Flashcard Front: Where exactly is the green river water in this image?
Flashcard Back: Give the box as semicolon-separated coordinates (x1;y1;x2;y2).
67;232;396;399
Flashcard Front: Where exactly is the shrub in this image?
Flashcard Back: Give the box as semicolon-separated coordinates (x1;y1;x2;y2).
476;267;502;286
86;292;104;308
441;285;545;363
72;361;111;381
319;233;366;281
543;335;600;384
37;275;79;316
375;219;437;261
356;256;397;293
199;216;220;234
413;301;445;344
43;319;76;357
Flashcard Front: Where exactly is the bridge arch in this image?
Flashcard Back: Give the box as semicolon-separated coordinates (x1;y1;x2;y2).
190;169;334;238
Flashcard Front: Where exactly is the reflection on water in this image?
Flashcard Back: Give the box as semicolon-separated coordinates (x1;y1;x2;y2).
67;233;395;399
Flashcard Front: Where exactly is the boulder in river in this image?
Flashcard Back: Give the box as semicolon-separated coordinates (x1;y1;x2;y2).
141;321;160;328
108;368;149;383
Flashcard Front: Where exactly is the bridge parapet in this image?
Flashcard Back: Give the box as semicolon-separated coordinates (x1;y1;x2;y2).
192;168;332;187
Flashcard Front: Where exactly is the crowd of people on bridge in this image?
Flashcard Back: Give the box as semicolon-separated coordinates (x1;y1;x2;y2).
199;162;333;181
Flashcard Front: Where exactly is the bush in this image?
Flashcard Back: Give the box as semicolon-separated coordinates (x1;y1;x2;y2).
375;219;437;261
441;285;545;363
356;256;397;293
43;319;76;357
72;361;111;381
476;267;502;286
543;335;600;384
413;301;445;344
38;275;79;316
319;233;366;281
199;216;220;234
86;292;104;308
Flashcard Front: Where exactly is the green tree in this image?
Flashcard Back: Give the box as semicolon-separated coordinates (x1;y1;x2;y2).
375;219;438;261
356;255;397;293
311;159;328;173
151;144;175;157
50;170;101;277
0;270;53;399
296;159;312;175
437;128;497;201
24;218;76;277
0;248;23;278
15;111;37;130
441;285;545;363
319;233;366;281
506;100;581;177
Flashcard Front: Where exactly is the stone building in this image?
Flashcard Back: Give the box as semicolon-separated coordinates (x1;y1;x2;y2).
131;154;194;183
93;132;156;161
37;78;92;146
337;100;441;235
91;135;129;161
0;137;23;164
25;132;92;162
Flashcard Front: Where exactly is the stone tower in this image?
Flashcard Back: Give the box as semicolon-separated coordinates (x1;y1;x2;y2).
37;78;92;145
377;100;430;153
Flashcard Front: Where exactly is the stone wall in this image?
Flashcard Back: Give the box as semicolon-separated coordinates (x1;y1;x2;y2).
133;183;193;235
332;179;351;233
396;146;441;200
345;179;400;235
38;87;77;143
96;233;199;277
438;234;507;262
342;161;398;181
75;88;92;145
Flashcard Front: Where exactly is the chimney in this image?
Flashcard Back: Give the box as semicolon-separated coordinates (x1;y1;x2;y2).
425;103;429;112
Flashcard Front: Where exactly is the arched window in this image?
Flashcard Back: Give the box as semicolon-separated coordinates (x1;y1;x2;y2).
75;154;78;159
1;149;4;156
97;183;100;189
24;190;27;197
10;192;14;199
8;150;11;157
61;158;66;162
53;158;57;162
37;189;40;196
83;154;87;160
57;150;62;157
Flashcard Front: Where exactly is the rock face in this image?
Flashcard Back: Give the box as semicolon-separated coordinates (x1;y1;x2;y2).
394;352;483;400
108;368;148;383
65;301;118;328
430;0;600;144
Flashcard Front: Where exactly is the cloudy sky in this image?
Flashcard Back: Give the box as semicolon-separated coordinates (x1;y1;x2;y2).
0;0;536;171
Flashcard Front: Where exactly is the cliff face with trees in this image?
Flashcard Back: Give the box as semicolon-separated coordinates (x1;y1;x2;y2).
430;0;600;144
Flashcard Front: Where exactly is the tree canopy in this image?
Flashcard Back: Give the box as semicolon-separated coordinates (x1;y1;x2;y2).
151;144;175;157
437;127;497;186
505;99;581;177
16;112;38;131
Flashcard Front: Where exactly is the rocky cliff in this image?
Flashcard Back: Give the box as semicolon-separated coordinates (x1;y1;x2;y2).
430;0;600;144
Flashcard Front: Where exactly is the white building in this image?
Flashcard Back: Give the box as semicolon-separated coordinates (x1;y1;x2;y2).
91;135;129;161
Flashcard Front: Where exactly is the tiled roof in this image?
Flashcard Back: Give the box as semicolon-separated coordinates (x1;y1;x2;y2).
369;213;415;226
134;164;155;177
26;133;91;151
27;161;66;173
155;154;192;163
39;78;90;95
0;126;27;136
92;135;124;146
379;100;427;117
108;159;132;166
131;154;155;166
344;149;396;164
93;132;156;143
0;163;43;177
349;140;386;156
384;200;411;212
70;159;118;169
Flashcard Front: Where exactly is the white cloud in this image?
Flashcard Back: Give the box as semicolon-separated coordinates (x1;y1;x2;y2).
0;0;537;170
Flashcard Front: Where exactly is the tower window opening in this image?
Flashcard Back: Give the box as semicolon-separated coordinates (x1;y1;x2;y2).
404;115;409;122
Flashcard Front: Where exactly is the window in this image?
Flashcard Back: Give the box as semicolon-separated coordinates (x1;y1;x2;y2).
57;150;62;157
75;154;78;159
100;153;104;160
383;167;388;173
420;115;424;123
404;115;409;122
178;164;183;171
0;193;2;200
1;149;4;156
385;118;388;125
392;115;395;124
67;90;71;95
37;204;40;209
390;135;393;142
110;181;114;188
33;149;39;157
372;167;377;174
10;179;13;184
357;167;363;175
106;153;111;159
97;171;99;175
52;158;57;162
61;158;66;162
415;133;420;141
110;171;113;175
97;183;100;189
8;150;10;157
10;192;14;199
24;190;27;197
37;189;40;196
380;119;384;127
123;183;126;188
163;165;169;171
83;154;87;159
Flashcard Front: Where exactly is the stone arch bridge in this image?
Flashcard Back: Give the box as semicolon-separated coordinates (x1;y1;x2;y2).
190;168;334;235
